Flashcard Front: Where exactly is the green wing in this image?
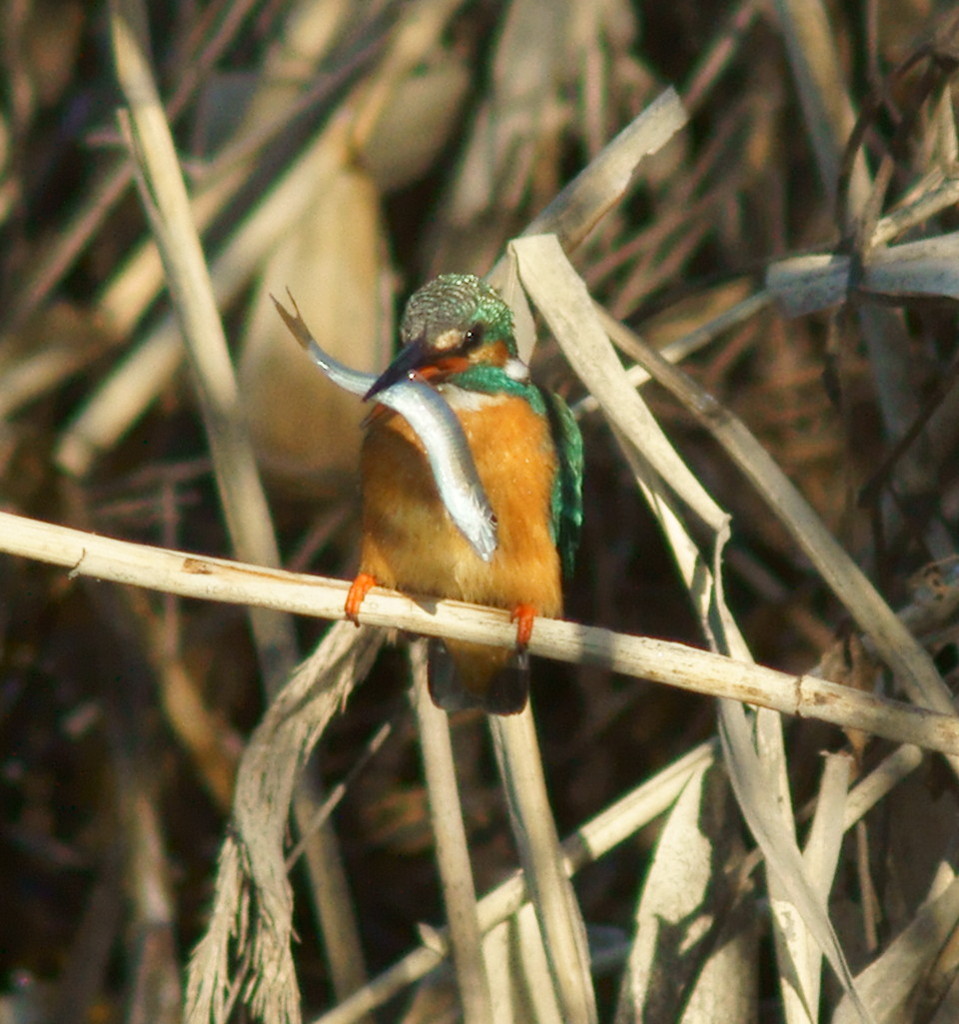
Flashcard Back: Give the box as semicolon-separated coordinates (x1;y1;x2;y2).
542;390;584;579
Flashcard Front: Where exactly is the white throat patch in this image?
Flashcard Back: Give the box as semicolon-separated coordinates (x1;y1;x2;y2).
504;357;529;382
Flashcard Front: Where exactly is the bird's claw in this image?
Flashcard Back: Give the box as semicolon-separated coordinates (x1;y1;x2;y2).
510;603;537;650
345;572;377;625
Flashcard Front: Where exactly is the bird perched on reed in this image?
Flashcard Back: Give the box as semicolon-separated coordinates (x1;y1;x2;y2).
344;274;582;714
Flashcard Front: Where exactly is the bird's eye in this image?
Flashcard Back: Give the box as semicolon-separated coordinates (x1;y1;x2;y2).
462;323;485;351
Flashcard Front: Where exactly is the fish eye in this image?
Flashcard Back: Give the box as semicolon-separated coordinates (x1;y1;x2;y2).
462;322;485;351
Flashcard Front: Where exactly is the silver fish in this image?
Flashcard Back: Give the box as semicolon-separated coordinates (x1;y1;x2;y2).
272;294;497;562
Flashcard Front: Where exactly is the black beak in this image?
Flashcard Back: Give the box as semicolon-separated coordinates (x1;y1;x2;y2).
363;337;432;401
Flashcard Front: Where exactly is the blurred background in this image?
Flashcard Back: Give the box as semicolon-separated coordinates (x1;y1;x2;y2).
1;0;958;1020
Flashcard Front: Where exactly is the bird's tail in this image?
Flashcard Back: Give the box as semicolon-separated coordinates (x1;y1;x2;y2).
427;638;529;715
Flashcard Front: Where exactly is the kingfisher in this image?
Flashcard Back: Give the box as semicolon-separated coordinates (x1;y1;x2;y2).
344;273;583;715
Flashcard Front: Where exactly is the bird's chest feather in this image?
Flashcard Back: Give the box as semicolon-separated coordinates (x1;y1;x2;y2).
359;391;562;612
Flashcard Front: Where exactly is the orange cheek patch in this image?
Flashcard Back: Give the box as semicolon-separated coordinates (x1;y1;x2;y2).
484;340;509;364
417;356;470;382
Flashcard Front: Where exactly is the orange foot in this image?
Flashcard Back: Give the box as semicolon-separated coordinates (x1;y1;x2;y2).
345;572;377;624
510;603;538;650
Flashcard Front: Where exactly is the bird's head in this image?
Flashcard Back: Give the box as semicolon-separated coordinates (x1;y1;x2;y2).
364;274;525;400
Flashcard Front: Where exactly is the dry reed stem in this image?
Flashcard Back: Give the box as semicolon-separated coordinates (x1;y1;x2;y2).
598;304;956;720
409;642;494;1024
185;622;383;1024
109;0;369;1014
316;732;932;1022
490;711;598;1024
0;506;956;759
109;0;291;664
56;121;348;477
311;742;718;1024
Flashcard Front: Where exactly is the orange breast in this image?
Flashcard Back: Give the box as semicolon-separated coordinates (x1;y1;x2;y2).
358;392;562;617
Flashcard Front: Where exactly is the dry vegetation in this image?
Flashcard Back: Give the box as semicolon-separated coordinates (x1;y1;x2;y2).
3;0;959;1021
